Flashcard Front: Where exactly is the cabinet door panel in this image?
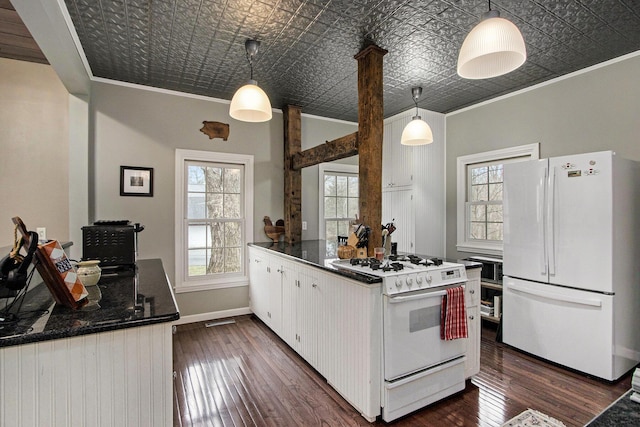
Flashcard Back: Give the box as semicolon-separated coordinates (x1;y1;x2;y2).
248;248;269;323
280;260;297;347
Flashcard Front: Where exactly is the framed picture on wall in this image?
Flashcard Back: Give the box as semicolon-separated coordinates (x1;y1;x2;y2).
120;166;154;197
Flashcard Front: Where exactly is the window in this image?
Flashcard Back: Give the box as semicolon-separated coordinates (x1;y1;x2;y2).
468;160;504;241
318;163;358;254
456;144;539;256
175;149;253;292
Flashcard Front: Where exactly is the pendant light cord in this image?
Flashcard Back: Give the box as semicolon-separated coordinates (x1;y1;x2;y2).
247;52;254;80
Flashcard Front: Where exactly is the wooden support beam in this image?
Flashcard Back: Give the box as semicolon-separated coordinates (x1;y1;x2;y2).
291;132;358;171
283;105;302;244
354;44;387;256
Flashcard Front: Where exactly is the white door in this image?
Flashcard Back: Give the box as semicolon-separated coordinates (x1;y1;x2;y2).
549;152;613;292
502;276;614;380
503;159;549;282
383;288;466;381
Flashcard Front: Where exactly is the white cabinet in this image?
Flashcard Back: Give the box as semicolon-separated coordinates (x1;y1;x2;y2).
281;262;315;357
248;246;382;422
464;267;481;378
382;118;413;188
248;247;282;334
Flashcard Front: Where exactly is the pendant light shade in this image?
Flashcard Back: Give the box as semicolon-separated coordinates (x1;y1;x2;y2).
400;87;433;146
457;8;526;79
229;39;272;122
401;118;434;146
229;80;272;122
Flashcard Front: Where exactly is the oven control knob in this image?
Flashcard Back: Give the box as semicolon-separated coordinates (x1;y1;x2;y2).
426;275;432;284
395;279;403;289
416;275;423;285
406;277;413;287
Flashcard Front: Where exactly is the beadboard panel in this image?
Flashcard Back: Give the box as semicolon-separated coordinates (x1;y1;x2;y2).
383;109;446;257
382;188;414;253
0;323;173;427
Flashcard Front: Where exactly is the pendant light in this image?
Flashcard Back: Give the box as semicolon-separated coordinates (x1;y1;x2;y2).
457;0;526;79
400;87;433;146
229;39;272;122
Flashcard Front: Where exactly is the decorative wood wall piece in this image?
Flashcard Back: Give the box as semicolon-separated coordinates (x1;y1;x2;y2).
200;121;230;140
292;132;359;171
283;105;302;244
354;44;387;256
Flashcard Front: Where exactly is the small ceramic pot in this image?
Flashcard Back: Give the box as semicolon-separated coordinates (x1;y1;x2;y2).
77;260;102;286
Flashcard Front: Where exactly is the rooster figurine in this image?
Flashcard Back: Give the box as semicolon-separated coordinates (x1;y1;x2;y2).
263;216;285;242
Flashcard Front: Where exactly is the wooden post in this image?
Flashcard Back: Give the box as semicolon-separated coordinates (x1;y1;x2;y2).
283;105;302;244
354;44;387;256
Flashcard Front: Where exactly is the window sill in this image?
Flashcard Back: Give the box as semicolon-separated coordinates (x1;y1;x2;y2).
174;277;249;294
456;241;503;257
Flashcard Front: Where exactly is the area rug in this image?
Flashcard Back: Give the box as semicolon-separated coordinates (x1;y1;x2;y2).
501;409;566;427
586;390;640;426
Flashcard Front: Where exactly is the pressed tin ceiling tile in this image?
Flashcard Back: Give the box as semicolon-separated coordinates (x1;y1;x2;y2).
62;0;640;121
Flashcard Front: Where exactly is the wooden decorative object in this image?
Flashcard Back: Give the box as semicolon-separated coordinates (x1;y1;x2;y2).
337;245;356;259
263;216;285;242
355;44;387;256
200;121;230;140
12;217;88;309
292;132;359;171
283;105;302;244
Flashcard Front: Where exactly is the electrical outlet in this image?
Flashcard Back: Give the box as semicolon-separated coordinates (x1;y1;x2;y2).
302;221;307;230
36;227;47;241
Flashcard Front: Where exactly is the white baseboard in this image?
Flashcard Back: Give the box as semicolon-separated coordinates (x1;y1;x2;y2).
173;307;252;326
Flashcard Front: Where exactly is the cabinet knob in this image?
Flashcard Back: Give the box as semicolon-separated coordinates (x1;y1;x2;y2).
277;269;283;273
312;283;318;288
469;315;474;320
469;289;475;294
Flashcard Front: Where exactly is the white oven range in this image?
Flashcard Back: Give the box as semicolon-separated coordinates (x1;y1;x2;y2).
332;256;468;422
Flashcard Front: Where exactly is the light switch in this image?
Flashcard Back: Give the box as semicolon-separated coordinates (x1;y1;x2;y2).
302;221;307;230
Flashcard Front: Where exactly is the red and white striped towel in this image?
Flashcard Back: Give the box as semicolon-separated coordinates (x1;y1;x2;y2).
440;286;468;340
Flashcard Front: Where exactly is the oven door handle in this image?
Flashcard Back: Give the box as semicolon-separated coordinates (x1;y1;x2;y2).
387;289;451;303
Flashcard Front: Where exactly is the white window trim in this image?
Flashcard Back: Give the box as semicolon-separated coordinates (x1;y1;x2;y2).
318;163;358;240
456;143;539;256
174;149;254;293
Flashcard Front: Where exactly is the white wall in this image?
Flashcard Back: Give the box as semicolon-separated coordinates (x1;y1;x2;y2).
0;58;70;245
445;52;640;260
89;80;360;316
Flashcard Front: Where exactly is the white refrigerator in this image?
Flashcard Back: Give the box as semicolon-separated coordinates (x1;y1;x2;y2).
502;151;640;381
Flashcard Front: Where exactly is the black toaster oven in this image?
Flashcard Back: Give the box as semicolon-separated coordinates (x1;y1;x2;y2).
82;220;144;267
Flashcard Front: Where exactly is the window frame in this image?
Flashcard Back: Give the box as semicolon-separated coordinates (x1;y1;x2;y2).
456;143;539;256
174;149;254;293
318;163;359;241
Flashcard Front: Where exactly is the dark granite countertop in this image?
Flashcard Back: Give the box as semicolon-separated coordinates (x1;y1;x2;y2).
0;258;179;348
248;240;481;284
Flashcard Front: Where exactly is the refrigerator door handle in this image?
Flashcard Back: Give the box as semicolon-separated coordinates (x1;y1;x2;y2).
547;166;556;276
509;283;602;308
539;166;548;275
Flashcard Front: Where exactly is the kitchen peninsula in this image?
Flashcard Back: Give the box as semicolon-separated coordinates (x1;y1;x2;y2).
248;240;481;422
0;256;179;427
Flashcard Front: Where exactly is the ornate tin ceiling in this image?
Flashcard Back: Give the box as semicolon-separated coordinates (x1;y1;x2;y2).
62;0;640;121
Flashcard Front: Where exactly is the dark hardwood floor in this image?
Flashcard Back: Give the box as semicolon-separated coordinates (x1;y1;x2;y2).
173;315;631;426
